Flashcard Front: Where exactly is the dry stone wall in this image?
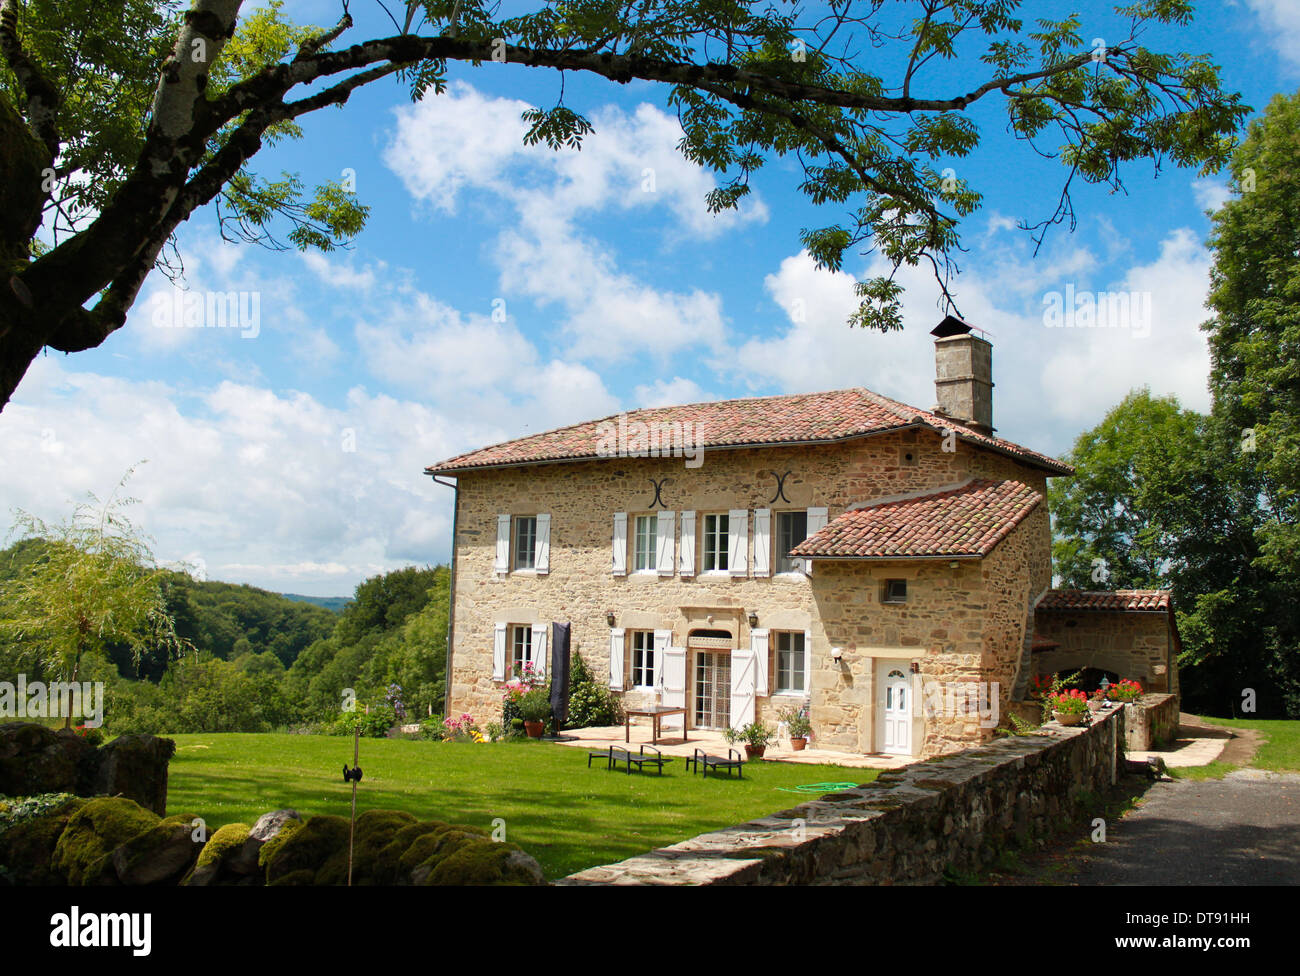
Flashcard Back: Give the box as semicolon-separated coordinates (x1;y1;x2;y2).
558;705;1125;885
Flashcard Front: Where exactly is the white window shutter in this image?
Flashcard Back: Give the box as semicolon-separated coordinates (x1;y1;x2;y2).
751;628;770;696
803;629;814;693
678;511;696;577
612;512;627;576
492;623;507;681
804;507;828;575
534;514;551;574
656;510;675;576
609;629;626;691
728;509;749;577
531;626;548;679
494;514;511;575
752;508;771;578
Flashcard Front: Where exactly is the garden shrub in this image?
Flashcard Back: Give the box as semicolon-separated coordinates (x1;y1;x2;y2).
566;654;622;729
329;704;397;738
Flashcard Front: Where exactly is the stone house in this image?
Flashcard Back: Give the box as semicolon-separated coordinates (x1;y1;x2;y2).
426;318;1179;758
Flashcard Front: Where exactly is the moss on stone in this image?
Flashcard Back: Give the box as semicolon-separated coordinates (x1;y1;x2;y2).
263;814;349;884
257;815;303;869
419;837;544;885
267;868;317;886
196;823;251;869
315;809;418;885
52;797;159;885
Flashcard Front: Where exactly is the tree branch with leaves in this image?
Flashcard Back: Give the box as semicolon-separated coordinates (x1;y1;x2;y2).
0;0;1248;409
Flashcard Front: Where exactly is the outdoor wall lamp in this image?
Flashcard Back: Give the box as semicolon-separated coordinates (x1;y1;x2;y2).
747;611;758;628
909;661;921;674
605;611;616;626
830;646;843;661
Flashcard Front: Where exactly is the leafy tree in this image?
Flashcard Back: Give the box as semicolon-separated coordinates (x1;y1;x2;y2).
1203;90;1300;578
0;0;1248;407
0;469;193;726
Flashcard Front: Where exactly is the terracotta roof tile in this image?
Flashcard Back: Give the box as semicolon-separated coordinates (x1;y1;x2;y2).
1037;590;1172;612
788;479;1042;559
426;387;1072;475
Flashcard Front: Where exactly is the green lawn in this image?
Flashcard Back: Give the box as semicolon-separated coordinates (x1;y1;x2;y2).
166;734;874;879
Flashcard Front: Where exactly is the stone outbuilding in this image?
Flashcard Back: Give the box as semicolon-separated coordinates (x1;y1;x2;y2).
425;318;1179;759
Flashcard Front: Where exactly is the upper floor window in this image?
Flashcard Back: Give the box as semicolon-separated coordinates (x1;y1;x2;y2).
513;516;537;571
702;513;729;572
630;630;655;688
775;631;806;693
633;515;657;572
775;510;808;574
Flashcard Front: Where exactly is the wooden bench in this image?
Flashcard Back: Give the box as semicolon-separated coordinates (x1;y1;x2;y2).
685;747;745;779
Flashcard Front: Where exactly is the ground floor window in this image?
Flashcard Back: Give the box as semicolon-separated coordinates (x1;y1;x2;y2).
630;631;656;688
775;631;806;693
511;625;532;676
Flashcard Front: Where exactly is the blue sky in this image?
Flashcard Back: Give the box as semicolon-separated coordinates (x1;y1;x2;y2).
2;0;1297;596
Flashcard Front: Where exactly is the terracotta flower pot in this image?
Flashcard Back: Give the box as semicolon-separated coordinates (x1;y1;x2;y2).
789;737;807;752
1052;710;1084;726
523;720;545;738
744;744;766;759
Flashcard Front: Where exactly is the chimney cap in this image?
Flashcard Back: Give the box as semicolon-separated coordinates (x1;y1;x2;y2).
931;314;992;340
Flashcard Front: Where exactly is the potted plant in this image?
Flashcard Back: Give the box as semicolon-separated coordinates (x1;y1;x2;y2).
725;721;775;759
1047;689;1089;726
518;689;552;738
779;706;812;751
1106;678;1143;703
1087;688;1107;711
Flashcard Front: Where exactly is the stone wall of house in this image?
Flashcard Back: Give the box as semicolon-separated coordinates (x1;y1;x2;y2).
557;705;1125;886
447;426;1052;756
1033;610;1179;696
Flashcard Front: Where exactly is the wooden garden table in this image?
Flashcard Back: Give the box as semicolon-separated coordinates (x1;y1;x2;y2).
624;705;688;745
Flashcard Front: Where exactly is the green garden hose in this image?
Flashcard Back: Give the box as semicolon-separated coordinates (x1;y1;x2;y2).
775;782;860;793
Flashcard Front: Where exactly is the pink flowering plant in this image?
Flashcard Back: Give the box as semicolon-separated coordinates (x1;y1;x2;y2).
440;712;481;742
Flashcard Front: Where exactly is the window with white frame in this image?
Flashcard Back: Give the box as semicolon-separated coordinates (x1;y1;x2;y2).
702;513;729;572
510;625;532;676
776;510;809;574
513;516;537;571
630;631;656;688
633;515;657;572
775;631;806;693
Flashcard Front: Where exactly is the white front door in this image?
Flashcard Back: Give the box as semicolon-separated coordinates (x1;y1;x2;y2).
880;665;912;755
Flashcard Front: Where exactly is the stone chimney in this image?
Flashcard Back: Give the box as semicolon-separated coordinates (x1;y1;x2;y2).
931;315;994;434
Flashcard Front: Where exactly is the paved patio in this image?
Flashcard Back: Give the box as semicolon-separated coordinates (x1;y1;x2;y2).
1127;715;1233;768
550;723;913;770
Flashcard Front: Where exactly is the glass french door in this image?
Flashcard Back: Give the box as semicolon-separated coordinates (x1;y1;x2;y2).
693;652;732;730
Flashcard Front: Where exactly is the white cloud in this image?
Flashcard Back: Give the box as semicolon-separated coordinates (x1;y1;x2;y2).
1038;228;1213;420
1192;178;1232;214
633;377;715;408
0;359;466;595
384;82;752;362
1246;0;1300;68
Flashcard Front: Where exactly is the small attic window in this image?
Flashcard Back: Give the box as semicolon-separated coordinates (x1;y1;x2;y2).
882;579;908;604
900;449;918;466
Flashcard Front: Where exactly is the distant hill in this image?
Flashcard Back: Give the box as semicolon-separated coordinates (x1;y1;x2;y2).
280;593;352;613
